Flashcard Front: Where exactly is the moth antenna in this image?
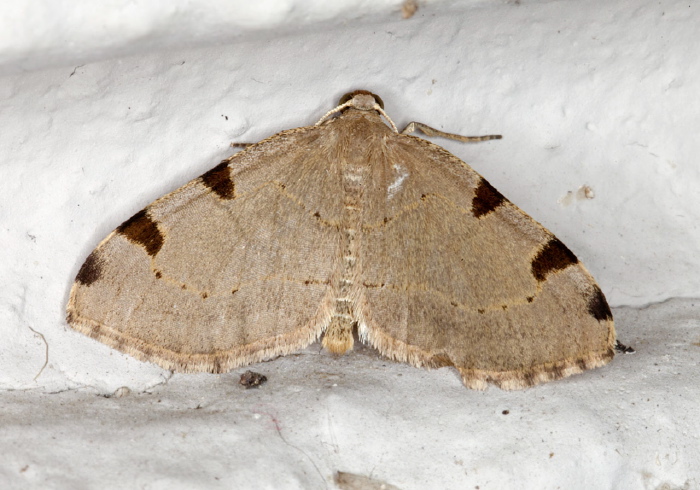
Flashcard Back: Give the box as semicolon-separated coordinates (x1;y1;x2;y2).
375;105;399;133
315;101;353;126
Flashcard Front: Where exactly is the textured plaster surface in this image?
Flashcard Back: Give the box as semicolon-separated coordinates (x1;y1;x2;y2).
3;300;699;489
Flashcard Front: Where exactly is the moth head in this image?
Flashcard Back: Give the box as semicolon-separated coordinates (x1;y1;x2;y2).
315;90;395;132
338;90;384;111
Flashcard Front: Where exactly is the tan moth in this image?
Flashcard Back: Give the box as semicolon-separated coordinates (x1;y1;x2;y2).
67;90;616;390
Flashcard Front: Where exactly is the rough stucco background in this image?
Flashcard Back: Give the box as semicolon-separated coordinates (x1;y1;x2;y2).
1;0;699;489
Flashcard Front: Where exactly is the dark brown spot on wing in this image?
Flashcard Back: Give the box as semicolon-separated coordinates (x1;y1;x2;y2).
117;209;164;257
200;161;235;199
471;178;505;218
75;250;104;286
531;238;578;282
587;284;613;322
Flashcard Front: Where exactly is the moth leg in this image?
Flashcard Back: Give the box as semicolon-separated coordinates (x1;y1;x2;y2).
614;340;636;354
401;121;502;143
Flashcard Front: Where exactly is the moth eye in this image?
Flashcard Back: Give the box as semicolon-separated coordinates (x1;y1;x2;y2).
338;90;384;109
372;93;385;108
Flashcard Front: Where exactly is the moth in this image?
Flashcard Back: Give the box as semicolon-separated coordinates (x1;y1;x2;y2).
67;90;616;389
